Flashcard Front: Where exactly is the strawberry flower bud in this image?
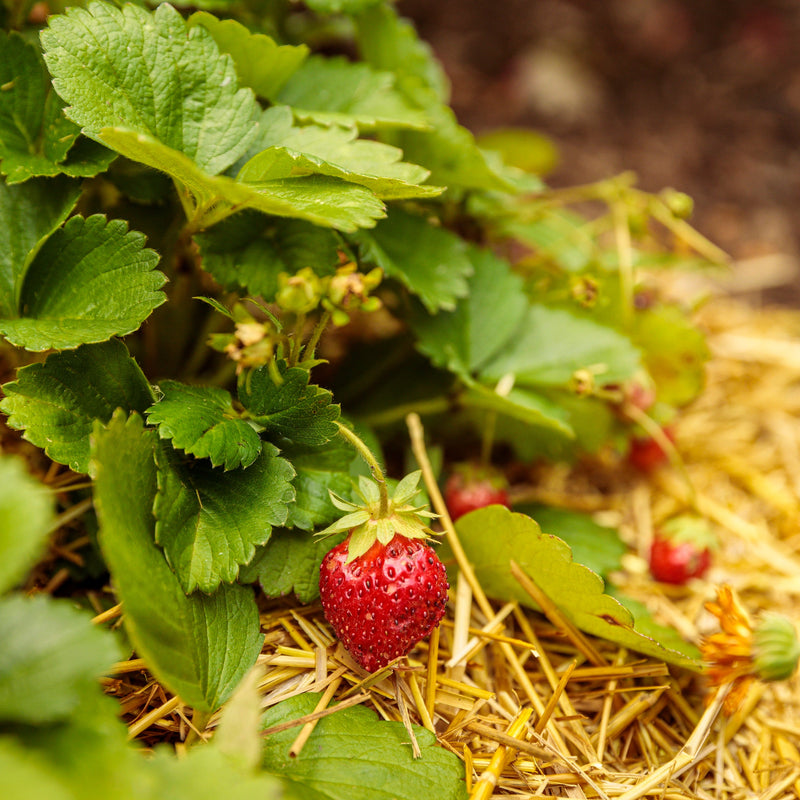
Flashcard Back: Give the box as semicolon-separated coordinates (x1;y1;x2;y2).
752;613;800;682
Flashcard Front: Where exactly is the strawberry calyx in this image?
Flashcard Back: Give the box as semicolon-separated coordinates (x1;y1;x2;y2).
316;471;438;563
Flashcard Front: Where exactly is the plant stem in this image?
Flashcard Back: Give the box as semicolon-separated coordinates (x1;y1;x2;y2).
335;420;388;516
301;310;332;364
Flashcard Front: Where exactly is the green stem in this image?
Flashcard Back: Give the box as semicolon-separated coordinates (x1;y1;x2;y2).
185;708;213;746
335;420;389;517
288;312;307;367
301;311;332;364
357;397;452;429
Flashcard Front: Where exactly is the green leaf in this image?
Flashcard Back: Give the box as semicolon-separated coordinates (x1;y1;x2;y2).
97;127;386;233
238;106;442;201
276;55;429;131
153;443;295;594
238;362;340;447
240;528;346;603
188;12;308;100
0;454;55;594
0;176;81;318
194;212;341;298
0;214;166;351
305;0;384;13
213;666;264;772
514;504;627;577
282;439;356;531
261;693;469;800
146;380;263;471
0;594;119;723
0;339;155;473
480;304;642;389
90;411;264;712
633;304;709;407
0;738;72;800
353;207;472;313
411;246;527;373
453;506;701;669
41;2;262;176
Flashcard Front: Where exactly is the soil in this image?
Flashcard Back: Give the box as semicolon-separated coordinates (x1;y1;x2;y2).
399;0;800;305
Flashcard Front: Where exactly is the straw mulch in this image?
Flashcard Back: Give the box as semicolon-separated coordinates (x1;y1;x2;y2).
89;293;800;798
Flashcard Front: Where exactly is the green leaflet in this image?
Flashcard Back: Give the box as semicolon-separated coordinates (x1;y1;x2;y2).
41;2;262;176
275;55;429;130
0;455;55;594
0;176;81;318
453;506;701;669
0;214;166;351
0;594;120;723
154;442;296;594
90;412;264;711
0;340;155;474
262;693;468;800
146;381;263;471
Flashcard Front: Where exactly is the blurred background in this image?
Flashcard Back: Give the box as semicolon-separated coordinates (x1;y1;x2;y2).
399;0;800;304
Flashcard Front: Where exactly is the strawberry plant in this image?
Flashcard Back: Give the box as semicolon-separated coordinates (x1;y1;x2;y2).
0;0;727;795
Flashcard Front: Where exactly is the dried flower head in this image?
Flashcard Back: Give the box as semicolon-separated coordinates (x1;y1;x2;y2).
701;585;800;714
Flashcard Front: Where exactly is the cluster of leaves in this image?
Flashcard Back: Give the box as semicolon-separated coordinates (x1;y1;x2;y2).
0;0;719;792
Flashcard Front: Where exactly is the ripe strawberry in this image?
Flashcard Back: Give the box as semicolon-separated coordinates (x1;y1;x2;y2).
444;463;509;521
627;425;675;473
317;470;448;672
649;515;715;584
319;534;448;673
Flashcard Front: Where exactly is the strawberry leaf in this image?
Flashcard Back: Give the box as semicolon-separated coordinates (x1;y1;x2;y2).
0;340;155;474
0;214;166;352
261;692;468;800
238;362;340;447
0;595;119;723
90;412;264;711
187;12;309;100
353;207;473;313
0;31;114;183
153;443;295;594
238;106;442;201
194;212;341;298
0;176;81;318
41;2;262;176
241;529;347;603
275;55;429;130
453;506;701;669
0;455;55;594
147;381;263;471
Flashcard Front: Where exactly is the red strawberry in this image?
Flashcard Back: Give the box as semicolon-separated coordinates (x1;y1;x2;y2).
627;425;675;473
649;515;715;584
319;534;448;672
444;464;509;521
317;468;447;672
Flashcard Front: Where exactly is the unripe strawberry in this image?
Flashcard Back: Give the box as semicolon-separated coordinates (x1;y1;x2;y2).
319;534;448;672
444;463;509;521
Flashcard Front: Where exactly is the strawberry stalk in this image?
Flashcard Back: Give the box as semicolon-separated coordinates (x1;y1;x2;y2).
334;420;389;517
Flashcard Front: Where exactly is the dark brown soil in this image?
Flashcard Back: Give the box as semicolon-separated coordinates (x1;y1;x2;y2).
399;0;800;304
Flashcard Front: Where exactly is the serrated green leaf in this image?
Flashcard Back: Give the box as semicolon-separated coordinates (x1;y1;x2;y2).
261;693;469;800
194;212;341;298
515;504;627;577
353;207;472;313
238;106;442;201
276;55;429;131
633;304;709;406
453;506;701;669
239;362;340;447
41;2;261;176
0;339;155;473
479;304;642;390
241;529;347;603
0;214;166;351
0;176;81;318
188;12;308;100
410;246;527;372
90;411;264;711
0;594;119;723
0;455;55;594
153;443;295;594
98;127;386;233
147;380;262;471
